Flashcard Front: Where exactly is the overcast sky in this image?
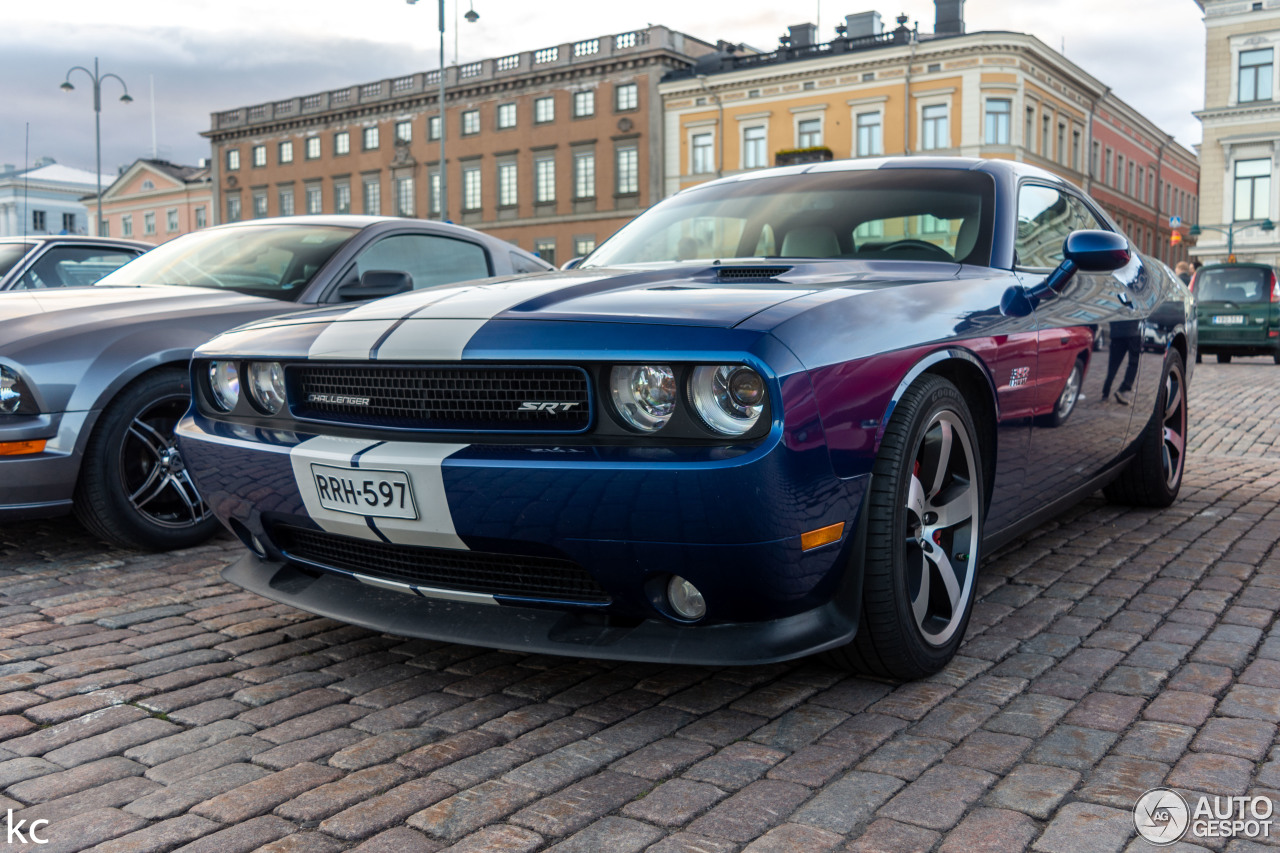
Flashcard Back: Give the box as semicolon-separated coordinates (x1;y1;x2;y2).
3;1;1206;177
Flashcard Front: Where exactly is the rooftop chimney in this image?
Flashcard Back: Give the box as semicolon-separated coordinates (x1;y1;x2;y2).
844;12;884;39
787;23;817;47
935;0;965;35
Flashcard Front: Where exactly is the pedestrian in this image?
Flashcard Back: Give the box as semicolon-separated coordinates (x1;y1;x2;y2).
1175;261;1191;284
1102;319;1141;405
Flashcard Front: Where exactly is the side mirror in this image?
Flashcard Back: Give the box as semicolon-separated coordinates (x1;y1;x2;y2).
335;270;413;302
1038;230;1131;295
561;256;584;271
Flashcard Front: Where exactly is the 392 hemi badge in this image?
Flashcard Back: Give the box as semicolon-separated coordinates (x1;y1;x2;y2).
1009;367;1030;388
308;393;371;406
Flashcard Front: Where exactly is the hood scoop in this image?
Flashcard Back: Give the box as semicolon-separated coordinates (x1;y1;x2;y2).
715;266;792;281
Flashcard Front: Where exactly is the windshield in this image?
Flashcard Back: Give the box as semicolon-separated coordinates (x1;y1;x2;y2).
584;168;996;268
0;243;34;278
1196;267;1272;303
94;224;357;301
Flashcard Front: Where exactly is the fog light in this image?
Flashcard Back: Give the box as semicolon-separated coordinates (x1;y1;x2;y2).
667;575;706;620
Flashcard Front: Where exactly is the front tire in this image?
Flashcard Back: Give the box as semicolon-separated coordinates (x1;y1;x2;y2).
1104;351;1187;508
74;369;219;551
827;375;984;679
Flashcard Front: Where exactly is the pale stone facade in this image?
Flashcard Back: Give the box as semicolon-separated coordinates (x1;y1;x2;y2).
1195;0;1280;263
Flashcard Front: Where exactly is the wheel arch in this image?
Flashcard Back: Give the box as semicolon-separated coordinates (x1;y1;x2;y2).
72;353;194;462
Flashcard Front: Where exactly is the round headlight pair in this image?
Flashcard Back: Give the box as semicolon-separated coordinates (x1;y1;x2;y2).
609;363;764;436
208;361;286;415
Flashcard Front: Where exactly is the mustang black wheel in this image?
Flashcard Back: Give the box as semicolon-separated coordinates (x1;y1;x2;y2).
74;369;219;551
827;374;984;679
1104;351;1187;508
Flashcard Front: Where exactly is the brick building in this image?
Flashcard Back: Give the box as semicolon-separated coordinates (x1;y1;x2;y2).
97;159;212;244
658;2;1199;265
203;27;715;266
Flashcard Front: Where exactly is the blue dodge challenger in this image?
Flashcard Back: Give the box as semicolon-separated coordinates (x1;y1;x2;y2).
177;158;1193;678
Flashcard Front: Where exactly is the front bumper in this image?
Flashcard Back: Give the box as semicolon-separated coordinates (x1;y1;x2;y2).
178;412;869;663
0;411;92;521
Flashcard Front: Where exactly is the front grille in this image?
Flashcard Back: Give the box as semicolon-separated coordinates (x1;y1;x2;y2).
290;364;590;432
717;266;791;281
274;526;611;603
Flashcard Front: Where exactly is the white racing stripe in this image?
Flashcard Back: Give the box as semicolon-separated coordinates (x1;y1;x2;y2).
354;572;498;605
356;441;470;549
289;436;388;542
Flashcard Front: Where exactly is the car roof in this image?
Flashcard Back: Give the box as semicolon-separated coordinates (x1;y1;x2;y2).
0;235;150;249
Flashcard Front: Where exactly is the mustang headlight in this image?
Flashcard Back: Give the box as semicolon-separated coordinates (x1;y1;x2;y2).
0;366;37;416
610;364;676;432
247;361;286;415
689;365;765;436
208;361;241;412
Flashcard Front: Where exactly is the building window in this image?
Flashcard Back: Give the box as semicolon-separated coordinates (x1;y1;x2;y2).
574;236;596;257
1105;148;1114;185
62;212;77;233
534;238;556;266
195;207;206;229
573;150;595;198
395;120;412;143
396;177;414;216
691;133;714;174
99;219;109;236
797;118;822;148
983;99;1010;145
429;171;441;215
535;96;555;123
305;137;320;160
122;213;134;235
142;179;155;191
278;140;294;164
498;162;518;207
462;110;480;135
428;115;442;141
573;90;595;118
252;191;268;218
1235;158;1271;220
166;208;179;232
856;112;883;156
497;103;517;129
335;181;351;214
226;149;240;171
615;83;638;111
306;183;322;214
278;186;295;217
1041;115;1051;157
462;166;482;211
743;125;767;168
1118;155;1126;191
32;210;46;232
363;126;379;150
1025;107;1035;149
363;176;381;215
335;131;350;156
616;146;638;194
1056;124;1066;164
921;104;949;150
535;156;556;203
1072;130;1082;171
225;195;241;222
252;145;266;167
142;211;155;234
1239;47;1274;103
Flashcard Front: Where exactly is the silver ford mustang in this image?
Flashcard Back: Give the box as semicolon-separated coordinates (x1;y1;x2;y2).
0;215;552;550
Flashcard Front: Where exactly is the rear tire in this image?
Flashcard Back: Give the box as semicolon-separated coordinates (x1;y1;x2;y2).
825;375;984;679
1104;351;1187;508
1217;354;1233;364
1273;352;1280;365
74;369;219;551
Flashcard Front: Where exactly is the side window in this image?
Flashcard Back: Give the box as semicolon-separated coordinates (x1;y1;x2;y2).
510;251;549;274
351;234;491;292
12;246;141;290
1015;185;1106;269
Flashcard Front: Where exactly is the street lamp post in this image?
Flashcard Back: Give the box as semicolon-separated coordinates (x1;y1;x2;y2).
60;57;132;236
407;0;478;223
1190;219;1276;261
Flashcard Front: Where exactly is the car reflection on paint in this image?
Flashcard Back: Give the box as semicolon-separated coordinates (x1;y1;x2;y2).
177;158;1195;679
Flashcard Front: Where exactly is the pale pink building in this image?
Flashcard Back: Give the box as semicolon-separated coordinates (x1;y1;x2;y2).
97;159;213;244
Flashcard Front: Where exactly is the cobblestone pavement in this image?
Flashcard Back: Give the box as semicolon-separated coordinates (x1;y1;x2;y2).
0;359;1277;853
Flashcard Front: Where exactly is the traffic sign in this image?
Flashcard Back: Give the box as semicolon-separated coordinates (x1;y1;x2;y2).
1169;216;1182;228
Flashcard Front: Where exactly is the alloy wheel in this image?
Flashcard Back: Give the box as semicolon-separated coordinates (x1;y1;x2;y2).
118;395;211;529
1161;362;1187;490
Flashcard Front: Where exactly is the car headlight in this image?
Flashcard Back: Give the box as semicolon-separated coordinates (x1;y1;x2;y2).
246;361;286;415
208;361;240;412
689;365;765;436
0;366;37;416
610;364;676;432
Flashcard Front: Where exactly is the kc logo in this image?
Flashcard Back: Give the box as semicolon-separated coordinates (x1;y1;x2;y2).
6;809;49;844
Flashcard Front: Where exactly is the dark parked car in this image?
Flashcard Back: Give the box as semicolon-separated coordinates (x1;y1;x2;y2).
177;159;1194;679
1192;262;1280;363
0;235;150;290
0;215;553;550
